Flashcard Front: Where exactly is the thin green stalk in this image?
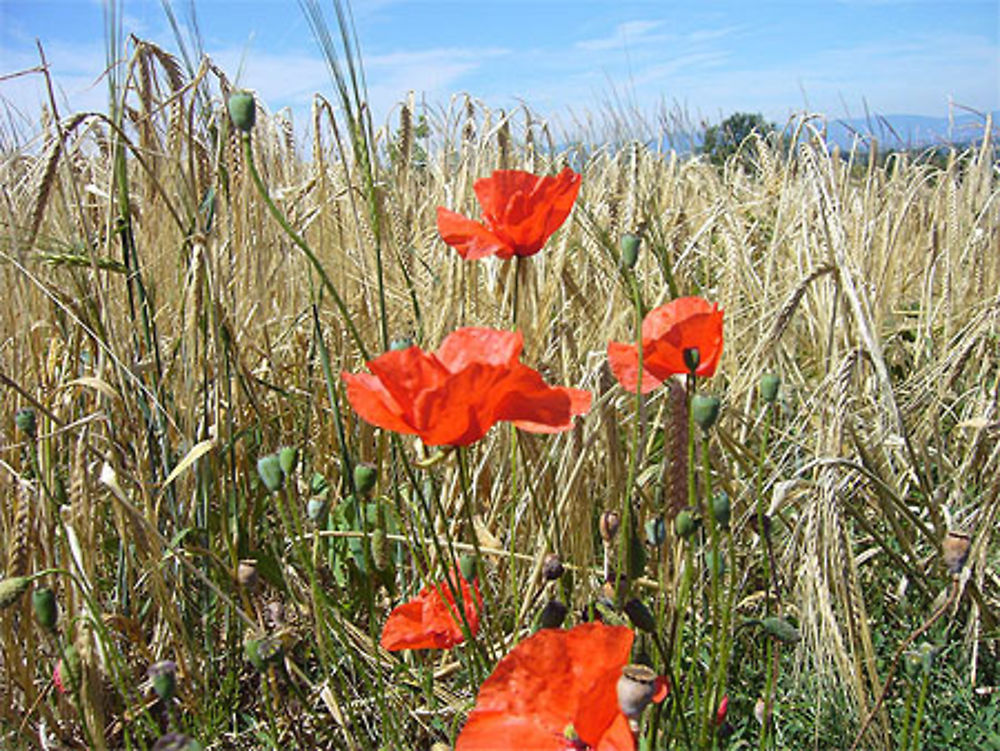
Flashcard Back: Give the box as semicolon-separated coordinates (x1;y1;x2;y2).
909;667;931;751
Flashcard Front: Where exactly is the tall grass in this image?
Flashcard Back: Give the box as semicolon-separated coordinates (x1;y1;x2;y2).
1;7;999;749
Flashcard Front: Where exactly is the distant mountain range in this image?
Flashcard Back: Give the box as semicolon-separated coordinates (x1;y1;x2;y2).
813;110;999;151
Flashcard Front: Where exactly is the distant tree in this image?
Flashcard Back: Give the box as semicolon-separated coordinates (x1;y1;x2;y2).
701;112;776;166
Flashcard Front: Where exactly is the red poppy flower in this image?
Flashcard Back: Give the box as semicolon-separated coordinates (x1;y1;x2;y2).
342;327;591;447
607;297;724;394
456;623;667;751
437;168;582;260
380;569;482;651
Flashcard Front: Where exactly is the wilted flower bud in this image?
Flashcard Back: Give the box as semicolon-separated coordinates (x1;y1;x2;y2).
256;453;284;492
227;90;256;133
760;373;781;404
148;660;177;702
600;510;621;543
623;598;657;633
537;599;568;630
617;664;664;719
710;492;731;529
942;531;971;575
32;586;57;631
353;462;377;496
692;394;721;430
0;576;30;609
542;553;564;581
15;407;37;438
620;233;641;270
278;446;298;477
674;510;698;540
237;559;259;590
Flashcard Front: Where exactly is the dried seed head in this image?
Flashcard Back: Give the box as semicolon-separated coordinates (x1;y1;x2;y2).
542;553;564;581
623;598;657;633
600;510;621;543
537;599;568;630
942;531;971;575
617;664;660;718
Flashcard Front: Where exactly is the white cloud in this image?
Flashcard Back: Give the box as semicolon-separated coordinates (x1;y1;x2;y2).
576;20;668;52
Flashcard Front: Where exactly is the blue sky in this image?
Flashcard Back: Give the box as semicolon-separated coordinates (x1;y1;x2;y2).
1;0;997;136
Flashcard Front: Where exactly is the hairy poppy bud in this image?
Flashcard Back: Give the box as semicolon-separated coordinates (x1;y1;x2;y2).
537;599;568;630
15;407;37;438
256;453;284;492
760;373;781;404
761;615;801;644
227;90;256;133
306;497;328;525
152;733;203;751
624;598;657;634
692;394;721;430
715;694;729;726
0;576;30;609
620;233;641;270
674;510;698;539
645;516;667;547
371;528;389;572
57;645;81;695
32;586;57;630
683;347;701;374
710;491;731;529
459;554;478;584
237;559;259;591
148;660;177;702
617;664;663;719
353;463;377;496
942;531;971;575
278;446;298;477
600;510;621;543
542;553;564;581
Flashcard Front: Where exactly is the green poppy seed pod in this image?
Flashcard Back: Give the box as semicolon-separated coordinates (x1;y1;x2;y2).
682;347;701;374
256;453;284;492
674;510;698;539
645;516;667;547
761;615;801;644
600;510;621;543
617;664;660;719
371;528;389;572
623;598;657;634
278;446;298;477
389;337;414;351
710;492;731;529
59;644;81;694
148;660;177;702
459;554;478;584
620;233;641;270
306;497;329;526
904;650;923;680
15;407;37;438
0;576;30;609
942;531;971;575
760;373;781;404
353;462;377;496
704;550;726;578
542;553;564;581
152;733;203;751
227;90;256;133
537;598;568;629
692;394;721;430
32;586;57;631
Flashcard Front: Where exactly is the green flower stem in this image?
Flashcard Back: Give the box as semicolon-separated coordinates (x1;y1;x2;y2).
909;667;931;751
620;268;645;592
701;428;723;747
899;679;915;751
756;399;775;751
241;134;369;361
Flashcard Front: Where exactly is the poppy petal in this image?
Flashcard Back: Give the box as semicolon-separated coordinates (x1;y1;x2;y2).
435;327;524;371
341;371;415;436
595;713;636;751
381;572;481;651
607;341;664;395
437;207;511;259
